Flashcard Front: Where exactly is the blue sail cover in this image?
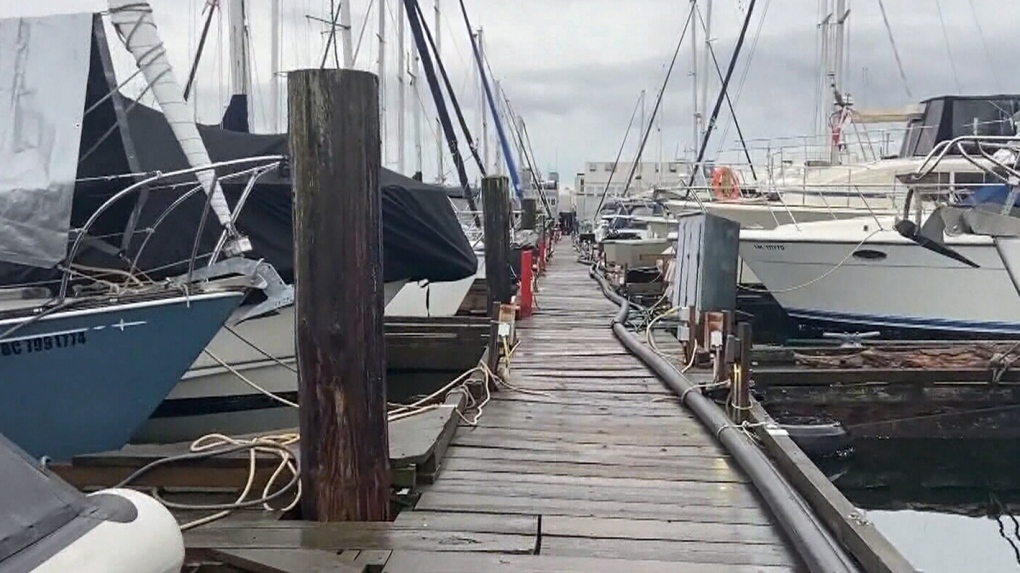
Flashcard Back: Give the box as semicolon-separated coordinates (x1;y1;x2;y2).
955;183;1020;209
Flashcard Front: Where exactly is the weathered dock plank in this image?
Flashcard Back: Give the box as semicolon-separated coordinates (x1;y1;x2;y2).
381;550;799;573
172;242;808;572
437;456;749;483
184;524;536;554
415;492;775;524
209;548;365;573
397;246;804;570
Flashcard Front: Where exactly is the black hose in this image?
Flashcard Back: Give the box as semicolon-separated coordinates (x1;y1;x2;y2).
588;266;860;573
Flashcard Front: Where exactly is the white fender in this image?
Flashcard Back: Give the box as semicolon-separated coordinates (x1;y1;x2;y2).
32;489;184;573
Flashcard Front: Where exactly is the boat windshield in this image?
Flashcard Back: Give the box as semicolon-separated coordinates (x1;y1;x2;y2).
901;95;1020;157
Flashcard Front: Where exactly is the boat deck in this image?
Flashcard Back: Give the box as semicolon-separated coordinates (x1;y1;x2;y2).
181;247;805;572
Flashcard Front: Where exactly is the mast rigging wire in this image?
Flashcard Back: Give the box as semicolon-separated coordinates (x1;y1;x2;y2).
591;92;647;222
714;0;769;159
480;53;552;215
875;0;912;99
319;0;342;68
687;0;757;188
403;0;481;226
412;0;487;177
967;0;1000;92
696;4;757;182
457;0;524;201
933;0;962;94
619;3;696;198
184;1;217;100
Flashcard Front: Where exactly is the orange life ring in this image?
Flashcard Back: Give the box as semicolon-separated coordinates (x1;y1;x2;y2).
710;166;742;202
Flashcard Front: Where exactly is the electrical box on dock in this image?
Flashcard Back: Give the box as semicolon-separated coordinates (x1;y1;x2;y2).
671;212;740;322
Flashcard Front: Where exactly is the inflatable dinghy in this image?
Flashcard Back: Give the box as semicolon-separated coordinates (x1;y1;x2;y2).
0;433;183;573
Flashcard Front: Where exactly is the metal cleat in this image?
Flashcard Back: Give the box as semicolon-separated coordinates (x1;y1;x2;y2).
821;330;880;348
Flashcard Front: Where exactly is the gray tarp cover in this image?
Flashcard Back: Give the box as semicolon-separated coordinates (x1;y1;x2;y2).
0;433;86;566
0;13;91;268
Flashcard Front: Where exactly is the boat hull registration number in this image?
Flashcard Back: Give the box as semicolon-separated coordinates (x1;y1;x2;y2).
1;331;87;357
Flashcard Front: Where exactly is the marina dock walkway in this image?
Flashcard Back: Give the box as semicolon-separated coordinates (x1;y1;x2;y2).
181;244;805;572
384;250;804;572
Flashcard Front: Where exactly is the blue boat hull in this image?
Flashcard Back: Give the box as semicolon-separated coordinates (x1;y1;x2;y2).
787;307;1020;340
0;291;244;460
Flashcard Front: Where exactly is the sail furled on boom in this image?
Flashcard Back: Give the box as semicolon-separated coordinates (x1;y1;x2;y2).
106;0;235;234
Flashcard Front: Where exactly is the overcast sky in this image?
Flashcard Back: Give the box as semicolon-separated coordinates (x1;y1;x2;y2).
5;0;1018;186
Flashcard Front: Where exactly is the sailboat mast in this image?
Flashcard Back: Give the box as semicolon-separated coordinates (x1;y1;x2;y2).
378;0;388;165
494;79;503;175
397;0;407;173
227;0;251;130
340;0;354;67
478;27;489;176
412;35;423;174
270;0;280;132
690;0;700;160
830;0;848;163
434;0;443;182
698;0;712;144
833;0;848;95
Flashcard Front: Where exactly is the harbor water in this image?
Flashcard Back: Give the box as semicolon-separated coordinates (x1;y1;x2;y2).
816;439;1020;573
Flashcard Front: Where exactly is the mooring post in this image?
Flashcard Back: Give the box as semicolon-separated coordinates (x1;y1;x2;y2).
520;198;537;231
482;176;513;310
536;213;547;274
736;322;753;424
519;248;534;318
289;68;390;522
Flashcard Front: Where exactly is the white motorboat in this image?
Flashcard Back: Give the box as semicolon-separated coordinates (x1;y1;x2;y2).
739;215;1020;336
741;116;1020;338
660;94;1012;232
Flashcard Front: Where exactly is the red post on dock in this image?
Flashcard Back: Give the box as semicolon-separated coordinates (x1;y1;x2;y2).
519;248;533;318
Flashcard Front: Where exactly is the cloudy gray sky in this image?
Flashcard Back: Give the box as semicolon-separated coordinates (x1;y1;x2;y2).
6;0;1018;186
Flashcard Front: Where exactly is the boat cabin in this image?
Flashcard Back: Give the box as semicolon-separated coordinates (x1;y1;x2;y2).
900;94;1020;158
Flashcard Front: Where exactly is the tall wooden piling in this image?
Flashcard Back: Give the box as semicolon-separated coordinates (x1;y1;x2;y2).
520;198;537;231
289;69;390;522
482;176;513;309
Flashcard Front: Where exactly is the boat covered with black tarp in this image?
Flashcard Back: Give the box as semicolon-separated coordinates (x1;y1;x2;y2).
0;77;477;289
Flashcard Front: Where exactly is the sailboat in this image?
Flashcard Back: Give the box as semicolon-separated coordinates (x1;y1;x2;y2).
0;10;261;461
82;0;481;441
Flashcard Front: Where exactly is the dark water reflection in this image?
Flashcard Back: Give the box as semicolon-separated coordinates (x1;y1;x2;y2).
814;439;1020;573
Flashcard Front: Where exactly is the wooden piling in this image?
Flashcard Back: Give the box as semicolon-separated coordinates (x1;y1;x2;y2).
482;176;513;309
289;68;390;522
735;322;753;424
520;198;537;231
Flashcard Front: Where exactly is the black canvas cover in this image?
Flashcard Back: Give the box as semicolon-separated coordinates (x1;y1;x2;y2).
114;100;477;285
0;432;91;567
0;99;477;289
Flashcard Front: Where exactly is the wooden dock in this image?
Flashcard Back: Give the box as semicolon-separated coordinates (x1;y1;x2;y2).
182;247;806;572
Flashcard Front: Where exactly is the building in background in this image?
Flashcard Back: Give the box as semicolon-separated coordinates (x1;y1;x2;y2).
572;160;690;222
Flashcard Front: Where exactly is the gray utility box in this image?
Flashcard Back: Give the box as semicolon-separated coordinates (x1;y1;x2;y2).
671;212;740;317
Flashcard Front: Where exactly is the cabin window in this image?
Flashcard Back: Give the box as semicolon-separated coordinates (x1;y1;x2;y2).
914;99;944;156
